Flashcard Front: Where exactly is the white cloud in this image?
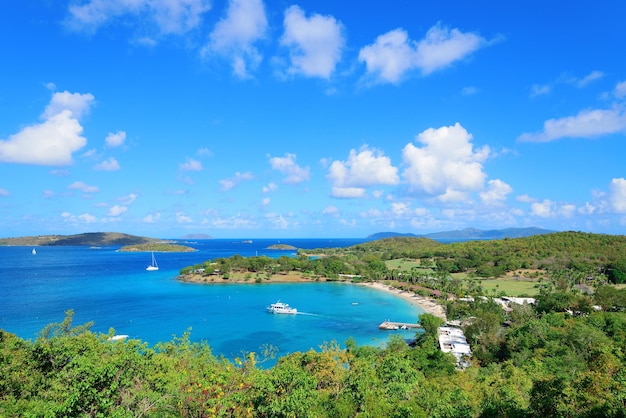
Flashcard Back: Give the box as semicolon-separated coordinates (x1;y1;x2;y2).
0;91;94;166
68;181;99;193
322;205;339;217
176;211;193;223
265;213;290;229
65;0;210;36
220;171;254;190
118;193;138;205
0;188;9;197
143;212;161;223
262;182;277;193
330;187;365;199
269;153;310;183
530;199;576;218
43;91;95;120
516;194;536;203
391;202;411;216
518;107;626;142
105;131;126;147
108;205;128;217
62;211;97;223
261;197;270;206
94;157;120;171
179;158;203;171
401;123;489;200
326;146;398;195
280;5;344;79
615;80;626;99
577;70;604;87
78;213;97;223
358;23;486;84
479;179;513;205
609;178;626;213
204;0;267;78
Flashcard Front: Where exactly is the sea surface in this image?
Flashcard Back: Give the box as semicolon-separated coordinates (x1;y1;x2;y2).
0;238;424;363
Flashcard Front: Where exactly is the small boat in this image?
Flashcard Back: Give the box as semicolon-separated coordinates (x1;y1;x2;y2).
107;335;129;341
266;301;297;314
32;248;36;255
146;252;159;271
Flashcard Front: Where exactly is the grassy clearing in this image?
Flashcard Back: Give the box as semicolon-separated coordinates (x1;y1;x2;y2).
479;278;540;297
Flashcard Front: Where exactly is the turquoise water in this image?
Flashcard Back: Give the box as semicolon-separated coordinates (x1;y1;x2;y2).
0;239;424;362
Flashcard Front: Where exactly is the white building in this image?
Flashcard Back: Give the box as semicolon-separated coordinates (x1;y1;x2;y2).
438;326;472;369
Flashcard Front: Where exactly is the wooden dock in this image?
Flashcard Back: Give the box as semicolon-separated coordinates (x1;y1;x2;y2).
378;321;422;330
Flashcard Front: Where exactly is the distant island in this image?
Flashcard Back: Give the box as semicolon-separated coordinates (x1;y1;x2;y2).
0;232;160;247
367;227;555;241
267;244;297;250
118;243;196;252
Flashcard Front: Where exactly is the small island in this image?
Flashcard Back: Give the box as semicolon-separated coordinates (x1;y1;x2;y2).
118;243;196;252
267;244;297;250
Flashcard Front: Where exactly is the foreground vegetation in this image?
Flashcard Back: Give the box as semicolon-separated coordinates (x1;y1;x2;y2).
3;231;626;416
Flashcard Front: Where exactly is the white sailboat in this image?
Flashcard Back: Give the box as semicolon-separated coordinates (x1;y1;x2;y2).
31;248;36;255
146;252;159;271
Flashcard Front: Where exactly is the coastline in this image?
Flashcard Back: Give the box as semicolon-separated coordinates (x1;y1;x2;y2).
179;272;447;320
359;282;447;320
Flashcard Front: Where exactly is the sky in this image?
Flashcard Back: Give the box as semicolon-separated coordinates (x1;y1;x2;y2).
1;1;626;239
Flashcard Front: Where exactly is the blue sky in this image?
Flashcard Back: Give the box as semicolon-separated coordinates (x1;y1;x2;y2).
1;0;626;239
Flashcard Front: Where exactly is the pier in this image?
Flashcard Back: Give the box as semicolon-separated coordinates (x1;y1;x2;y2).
378;321;422;330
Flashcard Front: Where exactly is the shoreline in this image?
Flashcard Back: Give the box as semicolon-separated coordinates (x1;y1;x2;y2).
359;282;447;320
179;273;447;320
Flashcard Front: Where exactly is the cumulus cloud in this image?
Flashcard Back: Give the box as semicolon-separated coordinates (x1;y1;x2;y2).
176;211;193;223
108;205;128;217
402;123;489;200
94;157;120;171
358;23;487;84
65;0;210;37
143;212;161;223
518;107;626;142
179;158;203;171
262;182;277;193
68;181;99;193
280;5;344;79
609;178;626;213
0;91;94;165
327;146;398;198
62;211;97;223
268;153;310;183
480;179;513;205
105;131;126;147
220;171;254;190
530;199;576;218
204;0;267;78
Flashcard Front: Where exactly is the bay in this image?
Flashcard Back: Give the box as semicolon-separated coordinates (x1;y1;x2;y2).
0;238;424;363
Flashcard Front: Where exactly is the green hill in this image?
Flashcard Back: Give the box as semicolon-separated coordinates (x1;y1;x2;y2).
0;232;159;247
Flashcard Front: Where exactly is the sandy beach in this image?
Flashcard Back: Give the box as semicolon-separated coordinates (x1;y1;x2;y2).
360;282;447;320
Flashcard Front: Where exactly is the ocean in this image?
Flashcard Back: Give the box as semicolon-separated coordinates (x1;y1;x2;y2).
0;238;424;363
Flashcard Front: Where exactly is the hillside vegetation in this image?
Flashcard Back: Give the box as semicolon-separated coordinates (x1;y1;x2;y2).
3;231;626;416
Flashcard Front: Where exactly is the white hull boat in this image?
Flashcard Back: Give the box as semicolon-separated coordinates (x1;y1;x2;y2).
266;301;297;314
